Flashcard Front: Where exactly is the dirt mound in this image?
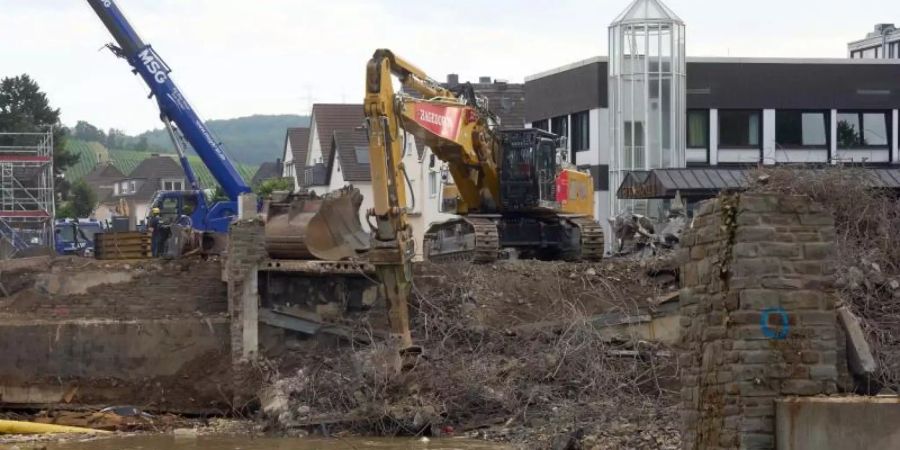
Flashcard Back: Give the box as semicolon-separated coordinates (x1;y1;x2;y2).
265;258;680;446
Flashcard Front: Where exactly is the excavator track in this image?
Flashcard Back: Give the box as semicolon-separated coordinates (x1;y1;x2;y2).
424;217;499;264
469;217;500;263
568;216;605;261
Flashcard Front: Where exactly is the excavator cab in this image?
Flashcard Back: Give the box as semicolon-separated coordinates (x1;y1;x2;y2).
499;129;562;212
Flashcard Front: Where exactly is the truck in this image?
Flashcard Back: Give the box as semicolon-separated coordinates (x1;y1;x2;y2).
54;219;105;256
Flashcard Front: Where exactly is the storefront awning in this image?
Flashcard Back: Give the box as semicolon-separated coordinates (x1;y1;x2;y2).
617;167;900;200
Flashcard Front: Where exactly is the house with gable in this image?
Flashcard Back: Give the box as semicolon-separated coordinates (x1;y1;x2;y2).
251;159;284;186
323;122;456;261
97;154;187;228
301;104;365;194
82;162;126;221
281;127;310;191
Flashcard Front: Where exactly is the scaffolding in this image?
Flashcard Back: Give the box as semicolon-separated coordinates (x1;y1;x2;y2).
0;131;55;258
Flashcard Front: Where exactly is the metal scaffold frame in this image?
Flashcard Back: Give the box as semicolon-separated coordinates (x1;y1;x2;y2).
0;131;55;258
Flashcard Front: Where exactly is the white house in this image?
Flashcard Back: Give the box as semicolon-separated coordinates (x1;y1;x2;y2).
324;126;456;261
301;104;365;194
281;127;309;191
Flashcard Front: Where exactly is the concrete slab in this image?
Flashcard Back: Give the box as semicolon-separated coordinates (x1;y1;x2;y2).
0;317;231;412
777;397;900;450
837;306;878;377
34;270;134;296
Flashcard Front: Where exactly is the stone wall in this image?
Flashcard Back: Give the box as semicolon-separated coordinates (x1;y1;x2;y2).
679;193;838;450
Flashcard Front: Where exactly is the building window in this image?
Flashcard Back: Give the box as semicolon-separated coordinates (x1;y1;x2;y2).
162;180;184;191
837;111;891;148
353;146;370;164
719;110;761;148
776;110;829;148
428;171;438;198
532;119;549;131
623;121;645;169
687;110;709;148
571;111;590;152
551;115;568;140
160;198;179;220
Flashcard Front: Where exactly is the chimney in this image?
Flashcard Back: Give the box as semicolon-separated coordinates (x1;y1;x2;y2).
447;74;459;86
479;76;492;84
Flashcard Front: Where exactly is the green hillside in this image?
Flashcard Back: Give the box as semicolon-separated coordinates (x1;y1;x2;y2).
139;114;309;165
65;139;259;190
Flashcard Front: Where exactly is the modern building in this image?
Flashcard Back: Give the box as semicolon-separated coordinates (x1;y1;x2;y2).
443;75;526;128
849;24;900;59
525;56;900;238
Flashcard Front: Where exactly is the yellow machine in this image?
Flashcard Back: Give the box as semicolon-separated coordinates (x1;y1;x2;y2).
262;50;603;351
361;49;604;349
364;49;603;263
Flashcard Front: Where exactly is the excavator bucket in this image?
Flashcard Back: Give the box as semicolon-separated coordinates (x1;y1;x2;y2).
264;187;369;261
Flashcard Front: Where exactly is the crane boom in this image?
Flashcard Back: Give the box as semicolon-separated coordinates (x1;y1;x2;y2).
86;0;250;201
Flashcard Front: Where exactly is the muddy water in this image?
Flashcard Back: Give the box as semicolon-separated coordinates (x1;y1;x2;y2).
20;435;511;450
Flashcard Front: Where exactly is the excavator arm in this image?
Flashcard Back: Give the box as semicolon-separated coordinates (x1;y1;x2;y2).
363;50;418;350
364;49;508;351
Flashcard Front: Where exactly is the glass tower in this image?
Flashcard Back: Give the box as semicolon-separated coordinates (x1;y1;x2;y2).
609;0;686;219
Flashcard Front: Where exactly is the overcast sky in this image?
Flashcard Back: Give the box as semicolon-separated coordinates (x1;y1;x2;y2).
0;0;892;134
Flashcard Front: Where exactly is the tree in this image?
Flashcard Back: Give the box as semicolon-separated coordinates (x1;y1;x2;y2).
73;120;106;142
837;120;865;148
255;177;295;198
106;128;126;149
0;75;79;192
70;180;98;218
56;203;76;220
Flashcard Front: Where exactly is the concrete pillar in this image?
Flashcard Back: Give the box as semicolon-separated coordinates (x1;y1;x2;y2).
892;109;898;164
830;109;838;165
238;193;258;221
709;109;719;166
679;193;838;450
240;265;259;359
763;109;776;165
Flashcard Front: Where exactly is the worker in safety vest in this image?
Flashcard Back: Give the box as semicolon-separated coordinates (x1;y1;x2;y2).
148;207;163;257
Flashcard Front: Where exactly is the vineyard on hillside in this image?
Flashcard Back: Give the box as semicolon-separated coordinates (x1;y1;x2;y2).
65;139;259;190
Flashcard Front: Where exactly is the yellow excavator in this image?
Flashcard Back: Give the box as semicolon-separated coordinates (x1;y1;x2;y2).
262;49;603;350
360;49;604;349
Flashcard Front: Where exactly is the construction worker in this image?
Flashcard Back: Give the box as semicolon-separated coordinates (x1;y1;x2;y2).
148;207;162;257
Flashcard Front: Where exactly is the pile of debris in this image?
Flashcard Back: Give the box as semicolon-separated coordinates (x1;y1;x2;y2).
259;260;680;447
609;195;688;258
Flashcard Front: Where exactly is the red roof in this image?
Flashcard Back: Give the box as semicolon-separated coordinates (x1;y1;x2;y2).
0;155;51;163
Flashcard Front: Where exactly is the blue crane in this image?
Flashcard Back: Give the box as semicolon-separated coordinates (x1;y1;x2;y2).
86;0;251;234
